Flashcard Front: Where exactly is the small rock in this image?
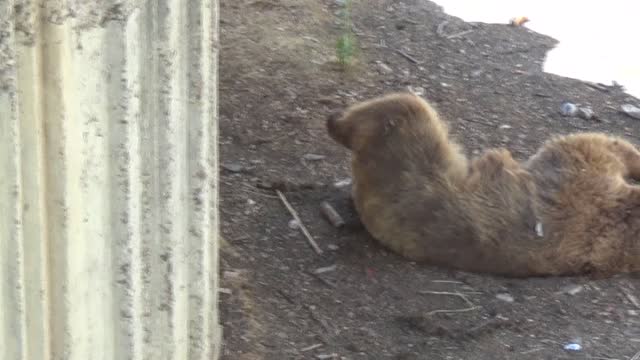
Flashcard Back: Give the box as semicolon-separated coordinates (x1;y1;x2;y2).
496;293;515;303
535;222;544;237
221;162;245;173
471;69;484;77
407;86;425;96
628;309;639;316
578;107;595;120
223;271;242;280
327;244;339;251
562;284;584;296
563;343;582;351
499;124;512;129
219;288;232;295
560;102;578;117
334;178;352;188
303;154;326;161
376;61;393;74
621;104;640;120
288;219;300;229
247;199;256;206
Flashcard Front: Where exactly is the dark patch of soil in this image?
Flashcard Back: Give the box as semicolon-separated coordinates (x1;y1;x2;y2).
218;0;640;359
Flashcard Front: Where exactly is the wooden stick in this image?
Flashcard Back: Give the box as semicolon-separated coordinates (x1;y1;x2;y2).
276;190;323;255
395;49;420;64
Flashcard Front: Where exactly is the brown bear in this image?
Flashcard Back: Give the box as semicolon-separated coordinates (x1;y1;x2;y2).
327;92;640;277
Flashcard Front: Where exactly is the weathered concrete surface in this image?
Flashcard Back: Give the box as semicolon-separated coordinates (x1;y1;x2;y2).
0;0;221;359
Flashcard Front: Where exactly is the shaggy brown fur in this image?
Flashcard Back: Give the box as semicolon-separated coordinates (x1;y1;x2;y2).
327;92;640;277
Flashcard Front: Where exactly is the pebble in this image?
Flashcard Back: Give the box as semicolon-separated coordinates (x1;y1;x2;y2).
303;153;326;161
288;219;300;229
563;343;582;351
496;293;515;303
562;284;584;296
376;61;393;74
327;244;339;251
560;102;578;117
578;107;595;120
221;162;245;173
334;178;352;188
621;104;640;120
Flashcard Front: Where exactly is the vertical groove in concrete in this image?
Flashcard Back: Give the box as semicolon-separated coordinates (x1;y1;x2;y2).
0;0;221;359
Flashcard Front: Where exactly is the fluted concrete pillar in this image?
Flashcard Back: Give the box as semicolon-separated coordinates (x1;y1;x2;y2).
0;1;221;359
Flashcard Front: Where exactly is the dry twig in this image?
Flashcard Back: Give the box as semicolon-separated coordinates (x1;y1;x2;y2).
276;190;323;255
446;29;474;39
395;49;420;64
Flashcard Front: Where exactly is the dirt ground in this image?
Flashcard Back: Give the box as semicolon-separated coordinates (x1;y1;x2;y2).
218;0;640;359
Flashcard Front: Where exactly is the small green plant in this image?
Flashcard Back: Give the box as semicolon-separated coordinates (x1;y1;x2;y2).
336;0;357;68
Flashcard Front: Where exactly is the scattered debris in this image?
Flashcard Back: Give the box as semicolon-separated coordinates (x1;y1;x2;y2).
436;20;449;37
376;61;393;74
221;162;246;173
303;153;327;161
333;178;352;188
301;343;324;352
621;286;640;309
257;179;323;192
621;104;640;120
395;49;421;64
509;16;529;27
419;290;480;316
578;107;595;120
535;222;544;237
276;190;324;255
407;85;425;96
446;29;474;39
559;284;584;296
320;201;346;228
496;293;515;303
313;264;337;274
219;288;232;295
586;81;610;92
560;102;578;117
316;354;338;359
563;343;582;351
288;219;300;229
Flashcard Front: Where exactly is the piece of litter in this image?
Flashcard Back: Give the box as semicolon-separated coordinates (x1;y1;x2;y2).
535;222;544;237
560;102;578;117
313;264;337;274
563;343;582;351
496;293;515;303
621;104;640;120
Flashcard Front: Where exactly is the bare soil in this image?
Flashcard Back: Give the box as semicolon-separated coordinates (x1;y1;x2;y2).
218;0;640;359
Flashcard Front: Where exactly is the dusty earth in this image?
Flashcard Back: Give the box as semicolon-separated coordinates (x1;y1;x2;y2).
218;0;640;359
